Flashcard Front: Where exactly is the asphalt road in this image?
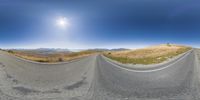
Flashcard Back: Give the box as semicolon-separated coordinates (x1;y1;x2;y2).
0;49;200;100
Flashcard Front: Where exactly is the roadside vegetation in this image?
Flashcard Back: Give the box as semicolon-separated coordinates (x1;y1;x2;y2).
7;50;99;63
104;44;191;65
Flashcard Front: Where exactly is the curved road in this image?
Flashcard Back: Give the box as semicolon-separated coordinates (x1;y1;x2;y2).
0;50;200;100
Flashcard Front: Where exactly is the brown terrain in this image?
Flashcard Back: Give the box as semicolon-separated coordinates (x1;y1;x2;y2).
7;49;99;63
104;44;191;64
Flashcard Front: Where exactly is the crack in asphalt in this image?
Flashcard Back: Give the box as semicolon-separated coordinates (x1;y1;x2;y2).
0;62;19;84
42;89;62;94
64;76;87;90
0;62;5;68
12;86;40;95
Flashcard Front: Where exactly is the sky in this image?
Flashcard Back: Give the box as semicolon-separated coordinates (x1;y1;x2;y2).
0;0;200;49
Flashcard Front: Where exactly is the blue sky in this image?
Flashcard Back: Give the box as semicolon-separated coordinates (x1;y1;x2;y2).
0;0;200;49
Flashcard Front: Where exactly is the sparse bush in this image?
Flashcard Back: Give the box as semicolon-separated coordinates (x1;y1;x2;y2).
37;60;48;62
166;43;171;47
8;50;14;53
58;58;63;62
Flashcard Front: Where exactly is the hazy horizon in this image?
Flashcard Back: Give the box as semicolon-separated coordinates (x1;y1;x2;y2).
0;43;197;50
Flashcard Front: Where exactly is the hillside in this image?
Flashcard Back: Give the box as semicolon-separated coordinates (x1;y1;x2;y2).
104;44;191;65
7;49;98;63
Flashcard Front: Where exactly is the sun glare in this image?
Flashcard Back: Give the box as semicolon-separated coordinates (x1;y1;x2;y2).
56;17;70;28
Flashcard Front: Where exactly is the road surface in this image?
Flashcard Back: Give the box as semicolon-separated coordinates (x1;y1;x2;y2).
0;49;200;100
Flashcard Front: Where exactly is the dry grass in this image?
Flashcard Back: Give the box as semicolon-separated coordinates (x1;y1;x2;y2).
104;44;191;65
8;50;98;63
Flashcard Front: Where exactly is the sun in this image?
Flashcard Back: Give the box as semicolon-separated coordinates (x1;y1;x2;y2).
56;17;70;28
